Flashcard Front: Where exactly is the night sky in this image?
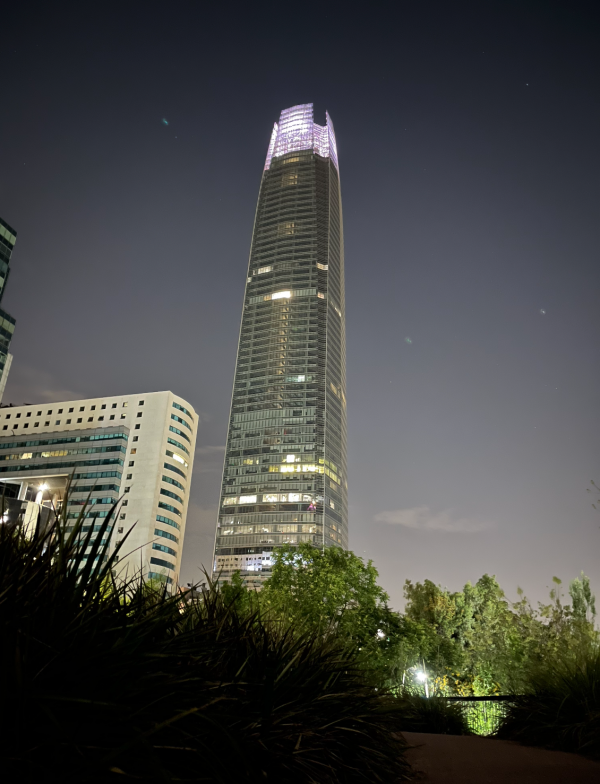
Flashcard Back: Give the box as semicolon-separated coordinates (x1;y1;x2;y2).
1;2;598;609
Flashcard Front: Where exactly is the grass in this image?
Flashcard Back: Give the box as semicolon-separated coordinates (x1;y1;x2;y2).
0;492;410;782
497;649;600;757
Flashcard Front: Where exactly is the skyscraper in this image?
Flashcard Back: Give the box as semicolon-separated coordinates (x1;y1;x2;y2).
213;104;347;584
0;217;17;402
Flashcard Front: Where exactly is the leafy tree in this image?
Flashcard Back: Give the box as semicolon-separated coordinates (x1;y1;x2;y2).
260;543;402;682
402;575;517;694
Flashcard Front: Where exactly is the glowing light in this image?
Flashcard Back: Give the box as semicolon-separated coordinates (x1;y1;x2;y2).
37;483;49;492
264;104;339;171
405;337;412;344
272;290;291;300
285;454;295;463
239;495;257;504
162;118;169;125
540;309;546;315
415;671;427;683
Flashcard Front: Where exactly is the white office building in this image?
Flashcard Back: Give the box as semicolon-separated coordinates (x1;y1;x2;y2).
0;390;197;585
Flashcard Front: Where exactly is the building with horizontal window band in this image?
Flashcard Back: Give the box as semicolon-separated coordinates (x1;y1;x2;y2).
213;103;347;586
0;390;197;585
0;216;18;403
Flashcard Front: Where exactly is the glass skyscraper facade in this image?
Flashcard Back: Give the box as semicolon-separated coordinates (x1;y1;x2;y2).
0;217;17;402
213;104;347;583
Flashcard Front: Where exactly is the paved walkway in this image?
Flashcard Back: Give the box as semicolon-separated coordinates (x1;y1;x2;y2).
402;731;600;783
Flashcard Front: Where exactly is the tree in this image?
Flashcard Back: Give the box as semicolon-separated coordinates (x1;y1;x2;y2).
260;543;402;683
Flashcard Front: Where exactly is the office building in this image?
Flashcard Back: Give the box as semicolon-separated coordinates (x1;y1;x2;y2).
0;217;17;402
213;103;347;585
0;390;197;584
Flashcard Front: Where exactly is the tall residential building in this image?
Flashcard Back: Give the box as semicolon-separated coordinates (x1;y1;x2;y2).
213;103;347;585
0;390;197;585
0;217;17;402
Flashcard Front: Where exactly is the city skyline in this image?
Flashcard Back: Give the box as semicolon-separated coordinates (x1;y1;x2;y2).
214;104;347;583
0;3;598;609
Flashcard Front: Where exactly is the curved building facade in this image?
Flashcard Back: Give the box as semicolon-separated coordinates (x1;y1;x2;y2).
214;104;347;584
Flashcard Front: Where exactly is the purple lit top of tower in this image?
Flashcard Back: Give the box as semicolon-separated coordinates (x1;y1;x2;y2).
264;104;338;171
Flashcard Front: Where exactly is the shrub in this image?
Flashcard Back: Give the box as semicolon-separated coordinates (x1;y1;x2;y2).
391;693;471;735
497;649;600;757
0;498;410;782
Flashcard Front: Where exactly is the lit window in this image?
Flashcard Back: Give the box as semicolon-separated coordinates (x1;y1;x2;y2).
317;292;325;299
256;265;273;275
123;402;128;407
281;172;298;187
120;414;126;420
130;449;137;455
317;263;328;270
272;290;291;300
278;222;295;236
285;454;295;463
239;495;257;504
166;449;188;467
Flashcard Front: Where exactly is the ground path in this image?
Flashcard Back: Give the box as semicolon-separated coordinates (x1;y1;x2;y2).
402;731;600;783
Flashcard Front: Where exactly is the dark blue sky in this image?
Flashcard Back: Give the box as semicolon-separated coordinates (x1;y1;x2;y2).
1;1;598;608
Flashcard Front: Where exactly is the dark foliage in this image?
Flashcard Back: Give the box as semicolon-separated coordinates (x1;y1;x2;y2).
0;498;409;783
497;649;600;757
391;693;471;735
